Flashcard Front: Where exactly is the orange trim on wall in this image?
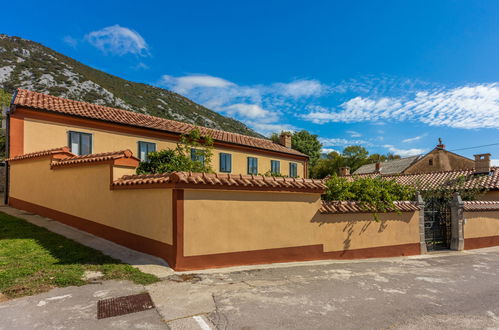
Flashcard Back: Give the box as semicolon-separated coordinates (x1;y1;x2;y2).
15;107;308;162
174;242;420;271
464;236;499;250
8;197;175;265
172;189;184;269
9;112;25;157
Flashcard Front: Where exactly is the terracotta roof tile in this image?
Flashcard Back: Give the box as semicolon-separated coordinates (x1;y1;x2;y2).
7;146;73;161
463;201;499;212
319;200;419;214
113;172;326;192
344;167;499;191
51;150;138;167
13;89;307;158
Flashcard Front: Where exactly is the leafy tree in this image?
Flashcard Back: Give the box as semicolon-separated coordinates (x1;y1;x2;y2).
342;145;369;171
0;89;11;107
367;152;401;163
271;130;322;175
0;89;11;159
291;130;322;168
310;151;344;179
136;128;214;174
310;146;403;179
323;175;416;219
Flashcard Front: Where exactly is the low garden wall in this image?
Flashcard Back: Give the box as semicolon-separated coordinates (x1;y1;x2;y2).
8;148;498;271
179;190;420;270
463;202;499;250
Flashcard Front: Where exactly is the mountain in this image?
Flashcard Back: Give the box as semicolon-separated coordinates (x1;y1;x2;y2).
0;34;262;138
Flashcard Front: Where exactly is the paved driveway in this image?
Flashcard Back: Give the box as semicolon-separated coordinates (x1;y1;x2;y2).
2;247;499;329
148;247;499;329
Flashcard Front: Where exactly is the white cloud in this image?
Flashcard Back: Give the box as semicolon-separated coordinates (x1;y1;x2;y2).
160;74;235;94
402;134;426;143
346;130;362;138
321;148;339;154
250;123;297;136
320;138;371;147
133;62;149;70
224;103;277;120
63;36;78;48
492;159;499;166
273;79;325;98
157;74;325;135
384;145;426;157
302;83;499;129
86;25;149;56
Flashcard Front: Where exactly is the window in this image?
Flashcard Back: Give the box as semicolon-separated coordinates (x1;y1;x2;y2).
68;131;92;155
247;157;258;175
270;160;280;175
219;153;232;173
138;141;156;162
429;158;433;166
289;162;298;178
190;148;205;165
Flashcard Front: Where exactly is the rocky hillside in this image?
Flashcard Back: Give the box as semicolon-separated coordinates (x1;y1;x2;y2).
0;34;262;137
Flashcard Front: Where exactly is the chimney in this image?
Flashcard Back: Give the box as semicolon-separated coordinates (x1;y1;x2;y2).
474;153;491;174
436;137;445;149
279;132;292;148
374;162;381;173
339;167;350;176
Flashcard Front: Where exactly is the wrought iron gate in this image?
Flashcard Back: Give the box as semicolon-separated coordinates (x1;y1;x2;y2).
424;197;451;251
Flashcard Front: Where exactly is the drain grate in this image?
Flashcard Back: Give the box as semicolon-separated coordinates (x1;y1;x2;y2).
97;292;154;319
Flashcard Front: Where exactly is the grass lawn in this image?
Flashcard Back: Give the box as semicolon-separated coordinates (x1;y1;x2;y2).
0;211;159;298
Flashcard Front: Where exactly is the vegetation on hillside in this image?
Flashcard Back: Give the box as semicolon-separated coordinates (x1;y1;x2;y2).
0;89;9;158
0;34;262;138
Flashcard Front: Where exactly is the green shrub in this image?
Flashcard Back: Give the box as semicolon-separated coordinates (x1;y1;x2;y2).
136;128;214;174
324;175;416;216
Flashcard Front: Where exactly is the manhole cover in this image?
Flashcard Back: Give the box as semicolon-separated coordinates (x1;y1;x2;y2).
97;292;154;319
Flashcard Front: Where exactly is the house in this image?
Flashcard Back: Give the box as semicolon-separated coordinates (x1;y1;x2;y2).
6;89;308;179
344;153;499;201
353;139;474;175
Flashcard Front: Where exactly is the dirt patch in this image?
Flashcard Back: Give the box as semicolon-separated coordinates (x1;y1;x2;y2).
0;293;8;303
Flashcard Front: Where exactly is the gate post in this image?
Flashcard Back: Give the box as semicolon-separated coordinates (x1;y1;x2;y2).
450;192;464;251
416;192;427;254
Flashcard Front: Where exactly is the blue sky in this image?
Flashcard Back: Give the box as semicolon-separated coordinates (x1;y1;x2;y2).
2;0;499;162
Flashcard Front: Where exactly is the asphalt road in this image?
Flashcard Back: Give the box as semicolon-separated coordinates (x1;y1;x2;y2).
2;247;499;329
151;247;499;330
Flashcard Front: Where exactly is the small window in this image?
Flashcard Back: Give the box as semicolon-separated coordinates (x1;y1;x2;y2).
429;158;433;166
270;160;280;175
138;141;156;162
219;153;232;173
191;148;205;165
247;157;258;175
289;162;298;178
68;131;92;156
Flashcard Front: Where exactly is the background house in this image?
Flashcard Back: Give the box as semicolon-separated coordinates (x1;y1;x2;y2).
354;140;474;175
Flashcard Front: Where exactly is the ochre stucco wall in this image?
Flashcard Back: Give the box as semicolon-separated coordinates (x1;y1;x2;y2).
404;149;474;174
464;211;499;239
9;158;173;244
481;191;499;201
183;190;420;256
22;117;305;177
